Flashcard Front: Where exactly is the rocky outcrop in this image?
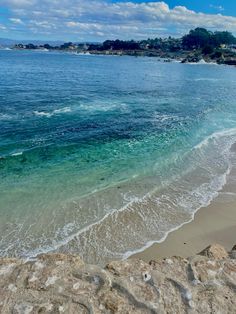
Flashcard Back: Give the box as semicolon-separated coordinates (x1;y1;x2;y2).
223;59;236;66
198;243;229;259
181;54;202;63
0;244;236;313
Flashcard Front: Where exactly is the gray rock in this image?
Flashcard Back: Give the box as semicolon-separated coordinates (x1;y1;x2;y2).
0;244;236;313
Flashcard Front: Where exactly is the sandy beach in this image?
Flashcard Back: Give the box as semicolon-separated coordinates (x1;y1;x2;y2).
132;160;236;262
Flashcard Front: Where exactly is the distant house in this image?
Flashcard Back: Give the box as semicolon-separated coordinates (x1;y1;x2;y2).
220;44;227;49
221;44;236;52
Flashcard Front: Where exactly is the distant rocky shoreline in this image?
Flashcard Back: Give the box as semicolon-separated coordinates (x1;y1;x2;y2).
87;49;236;65
9;46;236;66
1;243;236;313
10;27;236;66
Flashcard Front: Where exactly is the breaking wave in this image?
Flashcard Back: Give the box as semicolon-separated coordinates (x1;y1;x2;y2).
34;107;71;118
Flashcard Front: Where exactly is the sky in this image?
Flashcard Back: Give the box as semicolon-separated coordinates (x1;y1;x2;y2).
0;0;236;42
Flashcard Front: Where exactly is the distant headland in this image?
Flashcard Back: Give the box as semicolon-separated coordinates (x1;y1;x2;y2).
10;28;236;65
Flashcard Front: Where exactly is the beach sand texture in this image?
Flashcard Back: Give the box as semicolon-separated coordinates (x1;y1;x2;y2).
133;150;236;261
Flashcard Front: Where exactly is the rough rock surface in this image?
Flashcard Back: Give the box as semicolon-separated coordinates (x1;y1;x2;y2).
198;243;229;259
0;244;236;313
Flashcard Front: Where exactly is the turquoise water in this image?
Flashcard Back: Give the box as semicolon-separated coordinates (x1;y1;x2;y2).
1;50;236;264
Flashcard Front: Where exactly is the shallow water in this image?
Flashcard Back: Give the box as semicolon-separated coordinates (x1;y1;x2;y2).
1;50;236;264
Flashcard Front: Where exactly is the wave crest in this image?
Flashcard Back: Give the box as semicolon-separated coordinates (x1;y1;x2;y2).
34;107;71;118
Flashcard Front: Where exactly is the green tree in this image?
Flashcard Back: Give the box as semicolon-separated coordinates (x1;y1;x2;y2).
202;45;214;55
212;31;236;46
182;28;212;49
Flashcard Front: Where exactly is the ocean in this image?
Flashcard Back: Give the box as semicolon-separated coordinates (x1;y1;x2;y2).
1;50;236;264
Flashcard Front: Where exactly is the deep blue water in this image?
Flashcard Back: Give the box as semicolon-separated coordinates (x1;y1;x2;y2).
1;50;236;263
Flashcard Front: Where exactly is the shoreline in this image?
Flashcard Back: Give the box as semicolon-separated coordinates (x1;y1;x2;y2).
6;48;236;66
131;164;236;262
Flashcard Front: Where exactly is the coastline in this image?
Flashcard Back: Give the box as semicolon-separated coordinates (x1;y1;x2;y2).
132;162;236;262
7;48;236;66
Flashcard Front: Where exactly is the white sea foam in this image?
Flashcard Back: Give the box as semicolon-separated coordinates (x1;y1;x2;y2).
0;113;13;120
14;186;151;261
0;150;24;159
122;169;230;260
53;107;71;114
153;112;180;123
34;111;52;117
34;107;71;118
79;102;128;113
194;128;236;151
122;131;236;259
186;60;218;66
194;78;220;82
11;152;23;157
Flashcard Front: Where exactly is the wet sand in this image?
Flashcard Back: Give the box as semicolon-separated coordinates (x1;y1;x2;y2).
132;165;236;262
